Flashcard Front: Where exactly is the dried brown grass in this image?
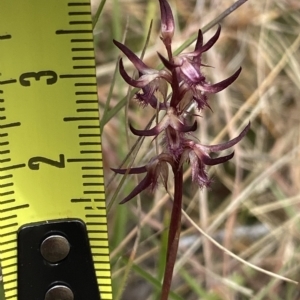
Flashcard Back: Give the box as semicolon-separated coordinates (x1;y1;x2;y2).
95;0;300;299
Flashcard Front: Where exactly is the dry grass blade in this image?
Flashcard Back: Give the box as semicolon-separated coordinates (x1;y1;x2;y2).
181;210;298;285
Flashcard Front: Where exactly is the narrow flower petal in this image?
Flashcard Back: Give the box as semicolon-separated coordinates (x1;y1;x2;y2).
206;122;250;152
201;152;234;166
157;52;179;70
113;39;149;72
111;166;147;174
119;58;158;88
119;174;153;204
129;123;165;136
130;113;173;136
201;67;242;93
176;25;220;75
183;25;221;60
194;29;203;51
200;24;221;53
189;151;211;188
180;58;205;84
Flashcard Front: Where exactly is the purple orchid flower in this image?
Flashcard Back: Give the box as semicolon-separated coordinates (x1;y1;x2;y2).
129;107;197;137
181;122;250;188
111;1;250;299
112;153;173;204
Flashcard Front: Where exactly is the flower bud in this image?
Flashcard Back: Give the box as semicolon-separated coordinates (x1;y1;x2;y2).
159;0;175;47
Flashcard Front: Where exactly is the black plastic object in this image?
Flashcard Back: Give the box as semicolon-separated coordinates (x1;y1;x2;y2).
17;219;101;300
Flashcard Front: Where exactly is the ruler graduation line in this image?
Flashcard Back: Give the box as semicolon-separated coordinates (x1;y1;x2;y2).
68;2;91;6
64;3;112;298
69;12;91;15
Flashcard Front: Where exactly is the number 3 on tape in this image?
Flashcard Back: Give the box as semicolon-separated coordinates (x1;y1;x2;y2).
0;1;112;299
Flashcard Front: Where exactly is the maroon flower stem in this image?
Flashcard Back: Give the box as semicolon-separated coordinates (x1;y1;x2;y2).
160;162;183;300
169;69;180;108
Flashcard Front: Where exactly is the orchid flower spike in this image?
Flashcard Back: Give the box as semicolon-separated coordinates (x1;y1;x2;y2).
112;0;250;204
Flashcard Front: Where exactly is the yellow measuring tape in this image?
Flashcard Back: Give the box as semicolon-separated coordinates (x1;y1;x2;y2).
0;1;112;299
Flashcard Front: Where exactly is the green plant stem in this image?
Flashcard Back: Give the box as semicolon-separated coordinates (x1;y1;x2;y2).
92;0;106;29
160;163;183;300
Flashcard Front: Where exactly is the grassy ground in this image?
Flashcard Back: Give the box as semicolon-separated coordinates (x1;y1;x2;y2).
1;0;300;299
97;0;300;299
